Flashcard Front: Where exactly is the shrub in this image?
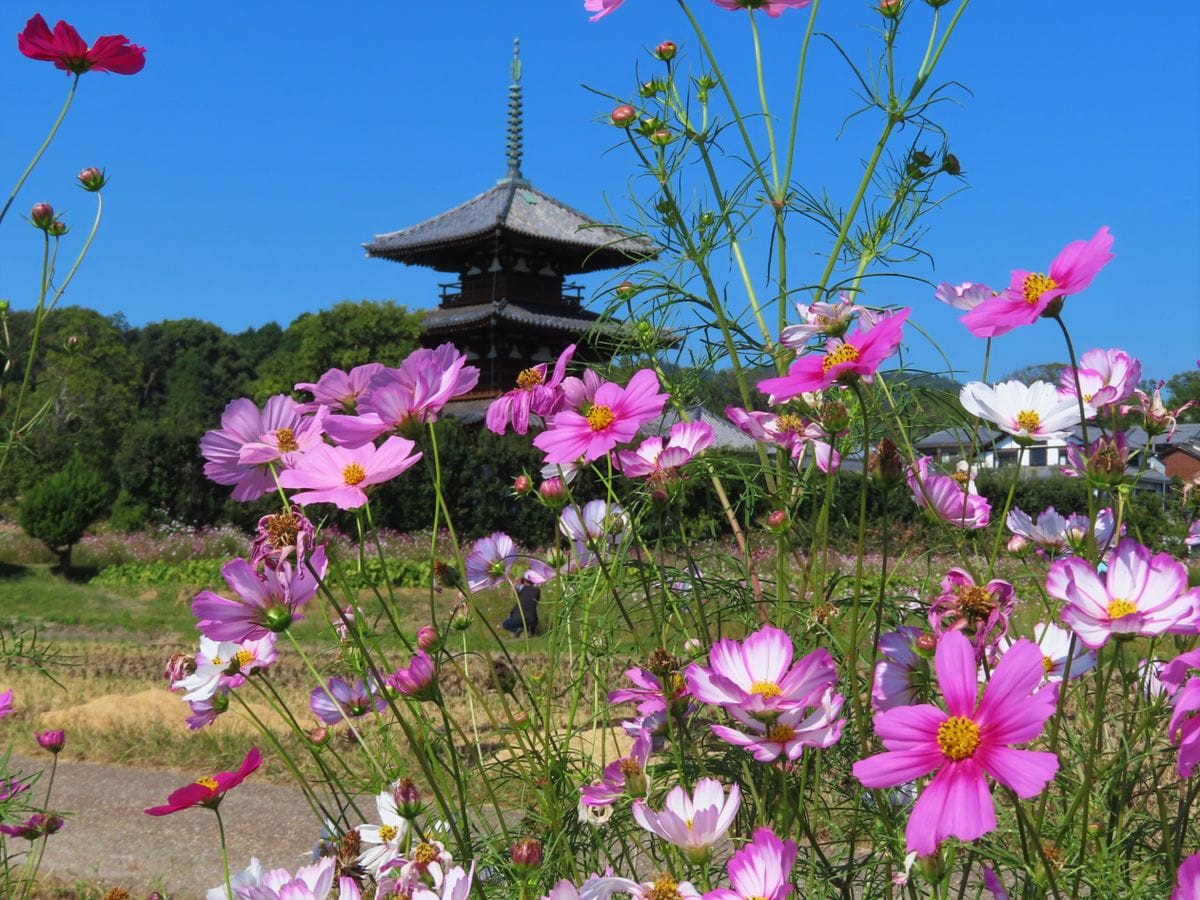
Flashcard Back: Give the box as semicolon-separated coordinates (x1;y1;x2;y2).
17;453;110;570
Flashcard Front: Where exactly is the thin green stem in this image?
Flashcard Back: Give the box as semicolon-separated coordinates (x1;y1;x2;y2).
0;77;79;228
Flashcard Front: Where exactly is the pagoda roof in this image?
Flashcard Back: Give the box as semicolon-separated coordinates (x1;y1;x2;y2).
422;298;616;338
365;178;658;275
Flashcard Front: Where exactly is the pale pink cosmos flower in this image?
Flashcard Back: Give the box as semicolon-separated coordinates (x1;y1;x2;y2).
929;569;1016;663
778;293;861;348
907;457;991;529
534;369;669;464
934;282;993;311
704;827;796;900
241;855;362;900
186;687;230;730
176;634;277;703
959;380;1082;441
357;786;411;876
614;421;714;483
685;625;838;716
711;0;813;15
853;630;1060;855
201;396;323;501
961;226;1114;337
995;622;1096;684
584;0;625;20
710;686;844;762
560;500;630;549
205;857;263;900
410;863;474;900
237;402;329;468
580;875;701;900
1174;853;1200;900
758;309;909;401
295;363;386;414
192;548;328;642
581;729;652;807
1188;520;1200;549
278;436;422;509
465;532;517;593
872;626;926;712
1046;537;1200;649
487;344;577;435
725;407;840;473
1058;348;1141;410
632;778;740;861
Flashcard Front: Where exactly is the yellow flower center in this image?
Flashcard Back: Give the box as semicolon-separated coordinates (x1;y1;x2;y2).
1043;655;1055;673
1015;410;1041;433
1107;598;1137;620
413;842;438;865
821;342;861;373
586;405;616;431
952;470;970;485
265;512;299;548
343;462;366;486
1023;272;1058;304
618;757;642;777
956;585;997;620
211;656;223;667
378;824;398;843
516;367;544;390
750;680;783;698
646;874;683;900
275;427;299;453
234;649;253;667
776;414;805;433
195;776;219;791
766;723;796;743
936;716;981;760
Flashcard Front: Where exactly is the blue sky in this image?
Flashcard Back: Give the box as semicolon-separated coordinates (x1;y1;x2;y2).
1;1;1196;384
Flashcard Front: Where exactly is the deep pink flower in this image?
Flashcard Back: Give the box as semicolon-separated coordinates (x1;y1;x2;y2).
144;747;261;815
614;421;714;483
632;778;740;861
907;457;991;529
295;363;386;414
1045;538;1200;649
192;548;327;642
1175;852;1200;900
387;650;437;701
853;631;1059;855
0;776;30;803
581;729;652;806
0;813;63;840
928;568;1016;662
35;729;65;753
0;689;12;718
757;309;909;401
1162;649;1200;779
487;344;577;435
18;14;145;75
703;827;797;900
533;369;669;464
609;666;691;721
961;227;1114;337
1058;348;1141;410
278;436;422;509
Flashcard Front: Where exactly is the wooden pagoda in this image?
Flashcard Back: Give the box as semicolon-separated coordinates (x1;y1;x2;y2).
363;39;656;402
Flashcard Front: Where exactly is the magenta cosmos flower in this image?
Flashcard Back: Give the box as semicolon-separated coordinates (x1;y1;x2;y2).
1045;537;1200;649
852;630;1059;855
192;548;327;642
487;344;576;435
633;778;740;861
908;457;991;529
704;827;797;900
201;396;324;501
18;14;146;75
1175;854;1200;900
387;650;437;701
145;746;262;815
278;436;422;509
581;729;652;806
615;421;714;483
1163;649;1200;778
1059;347;1141;410
533;369;669;464
295;363;386;414
0;689;12;718
961;227;1114;338
757;309;909;402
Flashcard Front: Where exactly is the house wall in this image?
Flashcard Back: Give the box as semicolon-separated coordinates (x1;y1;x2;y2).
1163;448;1200;481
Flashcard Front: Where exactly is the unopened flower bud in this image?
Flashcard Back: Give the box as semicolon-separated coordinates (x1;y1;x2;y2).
538;476;567;507
164;651;195;688
433;560;462;589
1007;535;1029;555
914;633;937;656
512;474;532;495
818;399;851;435
77;166;107;192
510;836;543;871
308;726;331;746
30;202;54;230
0;299;9;313
869;438;905;486
911;149;933;168
610;104;637;127
654;41;677;61
649;128;673;146
449;602;474;632
615;281;637;301
650;488;669;506
65;335;80;351
416;625;439;651
766;509;789;530
878;0;901;17
639;80;662;99
35;729;65;754
47;220;69;237
942;153;961;176
393;777;423;818
683;637;703;654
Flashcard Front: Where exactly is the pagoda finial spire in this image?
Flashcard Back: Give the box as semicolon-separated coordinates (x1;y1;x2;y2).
502;37;527;184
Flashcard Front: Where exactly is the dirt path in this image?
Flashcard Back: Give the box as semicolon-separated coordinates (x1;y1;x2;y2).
11;754;320;899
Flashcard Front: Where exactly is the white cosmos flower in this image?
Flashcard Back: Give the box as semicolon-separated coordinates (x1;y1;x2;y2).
960;380;1083;441
358;787;409;876
996;622;1097;683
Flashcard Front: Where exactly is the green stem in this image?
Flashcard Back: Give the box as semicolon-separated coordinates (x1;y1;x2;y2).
215;806;234;900
0;77;79;228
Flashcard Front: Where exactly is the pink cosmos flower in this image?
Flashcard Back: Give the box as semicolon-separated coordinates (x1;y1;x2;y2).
0;776;29;804
582;875;701;900
295;363;386;414
961;227;1114;337
242;856;362;900
192;548;327;642
614;421;714;483
907;457;991;529
633;778;740;861
872;627;926;712
703;827;797;900
711;0;813;15
561;369;605;412
487;344;577;435
35;729;65;753
466;532;517;592
709;686;845;762
609;666;692;722
1061;433;1133;487
177;634;277;703
581;729;652;806
309;677;384;725
1175;854;1200;900
757;309;909;401
1188;520;1200;549
724;407;840;473
388;650;437;701
0;813;64;840
982;868;1010;900
929;568;1016;662
201;396;321;501
584;0;625;20
250;506;316;570
533;369;669;464
960;380;1083;440
1161;649;1200;778
686;625;838;716
144;747;262;815
278;436;422;509
18;14;146;75
410;863;474;900
383;839;455;893
1122;381;1197;439
237;402;328;467
1045;538;1200;649
0;689;12;718
934;282;993;311
187;687;230;730
1058;348;1141;410
852;630;1059;855
779;293;862;347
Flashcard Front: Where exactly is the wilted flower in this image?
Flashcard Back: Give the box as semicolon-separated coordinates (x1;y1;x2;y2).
0;813;64;840
929;568;1016;662
1122;381;1197;439
1061;433;1133;487
250;506;316;570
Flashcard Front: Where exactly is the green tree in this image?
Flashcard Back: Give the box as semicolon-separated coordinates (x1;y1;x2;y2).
1165;369;1200;424
17;453;110;571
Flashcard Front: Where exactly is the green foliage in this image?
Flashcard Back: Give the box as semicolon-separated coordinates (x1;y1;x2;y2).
90;558;223;587
17;453;110;568
1166;369;1200;423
